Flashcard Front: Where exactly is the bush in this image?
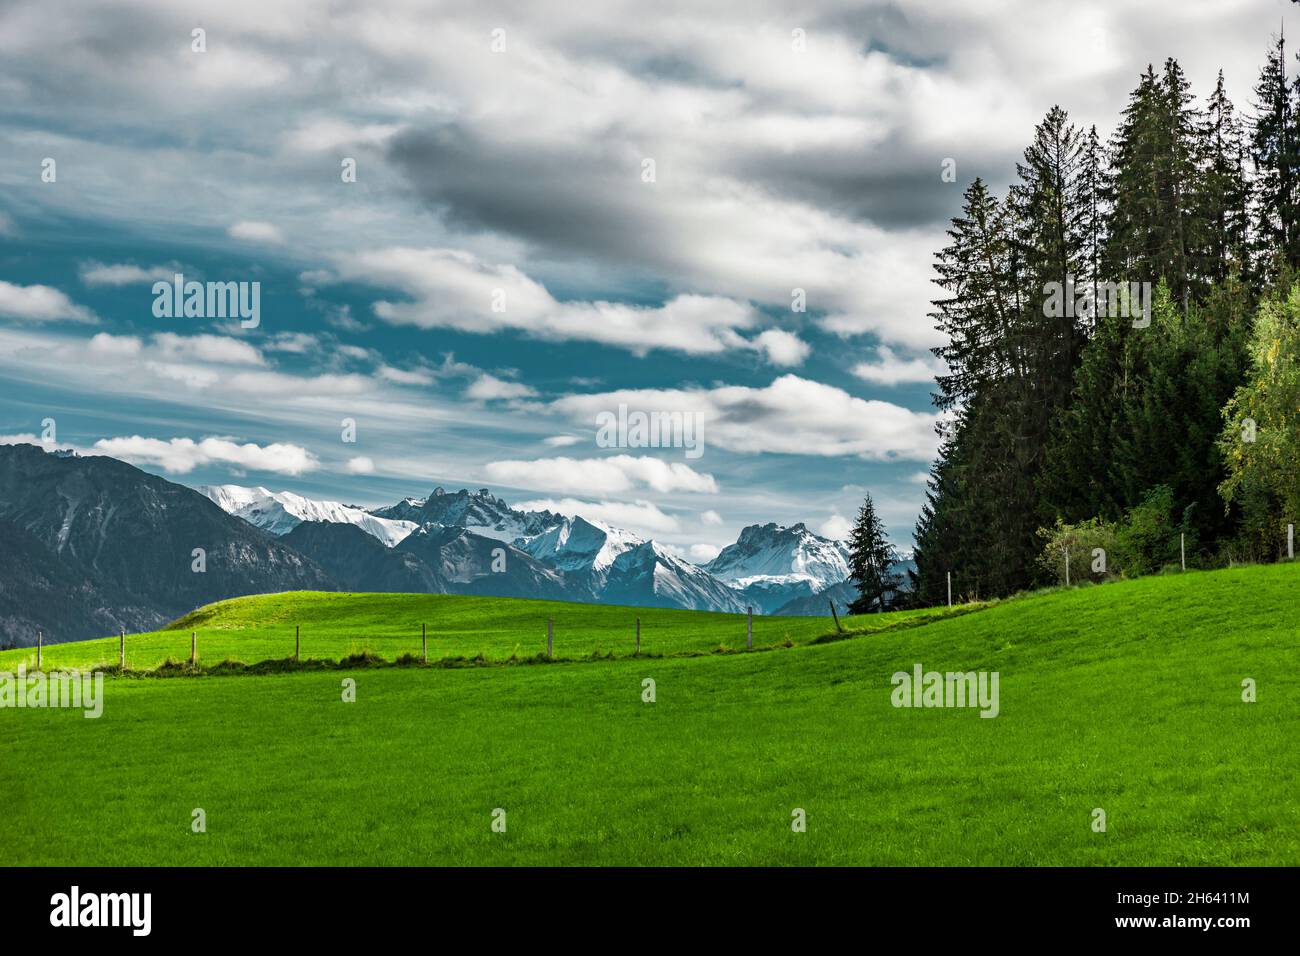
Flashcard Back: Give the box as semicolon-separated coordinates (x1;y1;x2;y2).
1039;485;1194;584
1114;486;1181;574
1036;516;1120;585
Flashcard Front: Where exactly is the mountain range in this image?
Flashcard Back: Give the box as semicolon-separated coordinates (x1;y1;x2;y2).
0;443;870;647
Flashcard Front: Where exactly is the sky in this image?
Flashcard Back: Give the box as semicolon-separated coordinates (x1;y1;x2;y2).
0;0;1285;562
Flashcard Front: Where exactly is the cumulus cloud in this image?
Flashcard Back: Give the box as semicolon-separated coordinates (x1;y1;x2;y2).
264;332;320;354
91;435;318;475
88;332;143;356
751;329;811;366
345;455;375;474
484;454;718;495
330;247;806;361
228;220;284;244
851;346;947;386
552;375;940;460
378;365;436;386
151;332;266;366
689;542;721;563
818;513;853;540
465;373;537;401
0;281;96;323
80;261;181;286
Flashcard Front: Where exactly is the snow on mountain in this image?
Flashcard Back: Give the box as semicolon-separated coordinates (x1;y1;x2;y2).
199;484;418;547
602;541;749;613
371;487;558;542
705;522;851;592
201;480;843;615
514;515;644;574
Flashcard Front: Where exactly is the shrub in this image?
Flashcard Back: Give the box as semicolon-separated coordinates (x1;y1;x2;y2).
1036;516;1120;585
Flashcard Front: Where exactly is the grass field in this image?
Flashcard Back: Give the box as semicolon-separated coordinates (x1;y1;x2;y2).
2;566;1297;865
0;592;971;671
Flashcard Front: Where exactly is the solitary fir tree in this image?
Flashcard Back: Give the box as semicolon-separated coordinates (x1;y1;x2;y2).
848;494;901;614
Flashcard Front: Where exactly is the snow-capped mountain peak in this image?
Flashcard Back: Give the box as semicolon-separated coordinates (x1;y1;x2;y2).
705;521;851;592
514;515;643;574
602;540;749;613
198;480;853;615
371;486;558;542
198;484;418;547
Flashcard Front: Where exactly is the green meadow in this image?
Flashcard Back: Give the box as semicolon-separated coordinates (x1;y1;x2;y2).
2;565;1297;866
0;591;968;671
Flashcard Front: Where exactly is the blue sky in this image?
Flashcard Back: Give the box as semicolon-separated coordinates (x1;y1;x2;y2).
0;0;1277;561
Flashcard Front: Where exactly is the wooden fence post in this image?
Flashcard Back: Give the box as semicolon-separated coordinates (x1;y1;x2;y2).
747;606;753;649
635;618;640;657
36;629;41;670
1064;547;1070;586
119;627;125;670
191;631;196;666
1180;533;1186;570
422;622;427;663
829;600;843;632
547;618;553;659
1290;523;1295;560
947;572;952;607
295;624;300;661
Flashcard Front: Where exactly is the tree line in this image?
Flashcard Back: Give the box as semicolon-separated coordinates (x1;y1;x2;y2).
880;32;1300;607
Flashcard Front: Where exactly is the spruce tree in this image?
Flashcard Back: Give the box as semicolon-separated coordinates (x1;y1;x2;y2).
848;494;901;614
1105;60;1206;310
1251;32;1300;272
1202;70;1252;282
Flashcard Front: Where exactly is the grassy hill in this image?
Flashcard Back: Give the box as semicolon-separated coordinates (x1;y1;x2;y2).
0;591;968;671
2;565;1297;865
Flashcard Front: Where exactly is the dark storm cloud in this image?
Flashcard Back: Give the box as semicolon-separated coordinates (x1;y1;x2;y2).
387;123;678;265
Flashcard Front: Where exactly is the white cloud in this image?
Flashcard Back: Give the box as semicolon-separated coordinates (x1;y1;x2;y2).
332;247;802;362
552;375;940;461
543;435;581;447
484;454;718;495
0;281;96;323
228;220;284;244
151;332;266;366
282;119;404;153
689;542;721;563
378;365;436;386
465;373;537;401
851;346;947;386
819;514;853;540
700;509;723;526
88;332;143;356
264;332;320;354
750;329;810;366
91;436;319;475
345;455;375;474
80;261;180;287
